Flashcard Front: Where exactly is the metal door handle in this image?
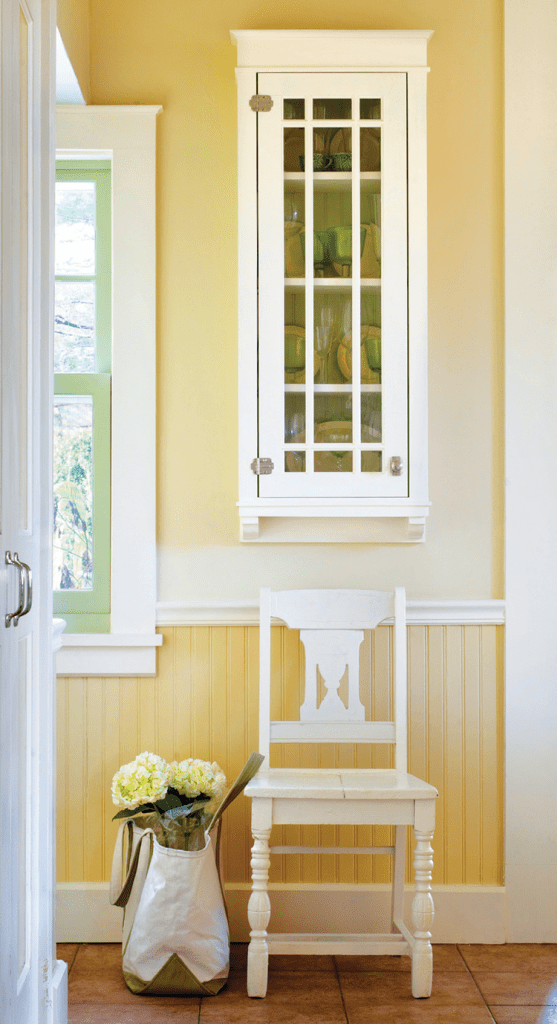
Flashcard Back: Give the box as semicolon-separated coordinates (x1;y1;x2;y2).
20;558;32;619
5;551;32;627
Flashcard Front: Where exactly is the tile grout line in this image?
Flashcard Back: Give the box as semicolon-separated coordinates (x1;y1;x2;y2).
456;945;498;1023
333;956;351;1024
67;942;81;976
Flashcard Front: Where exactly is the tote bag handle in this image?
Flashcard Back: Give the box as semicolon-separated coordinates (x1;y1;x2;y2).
109;822;155;908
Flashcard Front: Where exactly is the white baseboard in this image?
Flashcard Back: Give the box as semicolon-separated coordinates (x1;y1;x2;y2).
52;959;68;1024
56;882;506;945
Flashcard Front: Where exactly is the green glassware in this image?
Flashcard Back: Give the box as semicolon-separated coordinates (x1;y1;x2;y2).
327;227;367;275
332;153;352;171
363;335;381;371
284;334;305;372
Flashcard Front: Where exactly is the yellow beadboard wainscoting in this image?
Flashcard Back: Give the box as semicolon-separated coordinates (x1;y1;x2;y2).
57;623;504;890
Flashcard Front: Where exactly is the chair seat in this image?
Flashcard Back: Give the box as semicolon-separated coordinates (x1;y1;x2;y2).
245;768;438;801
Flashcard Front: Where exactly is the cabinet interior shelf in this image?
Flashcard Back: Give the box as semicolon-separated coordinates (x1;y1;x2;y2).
285;278;381;289
281;120;382;127
284;444;384;451
285;172;381;185
285;383;382;393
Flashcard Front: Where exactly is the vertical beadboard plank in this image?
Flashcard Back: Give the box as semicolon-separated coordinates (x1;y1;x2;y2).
479;625;500;883
156;626;177;759
445;626;465;883
245;625;260;883
282;626;302;884
464;625;482;883
103;676;120;880
371;625;393;884
268;625;284;882
317;697;337;884
407;626;428;885
138;673;157;754
209;627;230;877
118;676;139;767
299;631;321;884
496;624;505;885
355;632;373;883
426;626;446;884
191;627;211;759
210;627;229;764
56;678;68;882
85;678;104;880
174;626;194;756
223;626;249;883
67;678;87;881
408;625;428;779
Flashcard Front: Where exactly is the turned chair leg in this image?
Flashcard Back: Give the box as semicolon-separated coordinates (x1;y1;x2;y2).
247;826;271;997
411;827;434;997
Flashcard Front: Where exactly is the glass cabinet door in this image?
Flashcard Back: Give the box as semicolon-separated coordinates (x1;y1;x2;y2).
257;72;408;498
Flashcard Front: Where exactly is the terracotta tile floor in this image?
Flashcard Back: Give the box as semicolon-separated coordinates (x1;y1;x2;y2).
58;943;557;1024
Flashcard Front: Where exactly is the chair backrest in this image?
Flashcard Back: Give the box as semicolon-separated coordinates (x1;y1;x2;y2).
259;587;407;771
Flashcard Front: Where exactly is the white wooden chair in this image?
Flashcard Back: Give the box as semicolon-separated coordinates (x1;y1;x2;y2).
245;587;438;998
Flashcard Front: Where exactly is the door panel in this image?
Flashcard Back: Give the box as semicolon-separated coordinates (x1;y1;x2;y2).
1;0;57;1020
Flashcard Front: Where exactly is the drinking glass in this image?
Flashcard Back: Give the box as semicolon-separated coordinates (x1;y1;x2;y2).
314;306;335;383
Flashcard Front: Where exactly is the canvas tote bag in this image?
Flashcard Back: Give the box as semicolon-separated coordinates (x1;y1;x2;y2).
109;752;263;996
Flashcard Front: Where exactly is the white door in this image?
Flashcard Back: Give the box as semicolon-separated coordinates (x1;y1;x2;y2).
1;0;57;1021
257;72;408;498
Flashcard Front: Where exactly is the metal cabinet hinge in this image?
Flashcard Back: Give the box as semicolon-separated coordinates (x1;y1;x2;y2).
251;457;274;475
249;95;273;112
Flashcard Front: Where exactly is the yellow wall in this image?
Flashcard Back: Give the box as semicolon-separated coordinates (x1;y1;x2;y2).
87;0;504;603
57;0;91;103
57;624;504;886
58;2;505;896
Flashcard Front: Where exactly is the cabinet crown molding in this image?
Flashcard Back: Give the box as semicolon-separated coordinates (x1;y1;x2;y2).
231;30;433;69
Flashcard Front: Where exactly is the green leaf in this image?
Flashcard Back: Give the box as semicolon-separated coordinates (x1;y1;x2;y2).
155;792;182;812
112;803;155;821
112;808;137;820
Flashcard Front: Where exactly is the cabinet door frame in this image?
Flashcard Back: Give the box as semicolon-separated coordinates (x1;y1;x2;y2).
257;71;408;500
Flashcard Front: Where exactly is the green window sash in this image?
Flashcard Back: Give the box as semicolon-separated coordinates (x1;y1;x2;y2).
53;374;111;633
54;162;111;633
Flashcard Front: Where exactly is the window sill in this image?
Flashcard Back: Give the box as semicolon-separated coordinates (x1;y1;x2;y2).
56;632;163;676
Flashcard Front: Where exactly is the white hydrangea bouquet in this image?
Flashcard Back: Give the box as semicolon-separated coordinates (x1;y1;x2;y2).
111;751;227;851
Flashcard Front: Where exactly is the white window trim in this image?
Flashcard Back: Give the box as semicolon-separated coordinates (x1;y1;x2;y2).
55;106;162;675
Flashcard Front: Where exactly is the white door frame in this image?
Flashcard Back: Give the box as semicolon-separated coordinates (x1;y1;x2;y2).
0;0;64;1020
504;0;557;940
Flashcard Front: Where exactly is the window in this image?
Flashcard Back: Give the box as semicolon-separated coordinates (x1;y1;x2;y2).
55;105;162;675
54;163;111;632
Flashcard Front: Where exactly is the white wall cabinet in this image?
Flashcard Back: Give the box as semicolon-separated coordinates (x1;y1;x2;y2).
232;31;432;543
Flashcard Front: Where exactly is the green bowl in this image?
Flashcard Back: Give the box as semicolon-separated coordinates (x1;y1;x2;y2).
284;333;305;370
364;335;381;370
